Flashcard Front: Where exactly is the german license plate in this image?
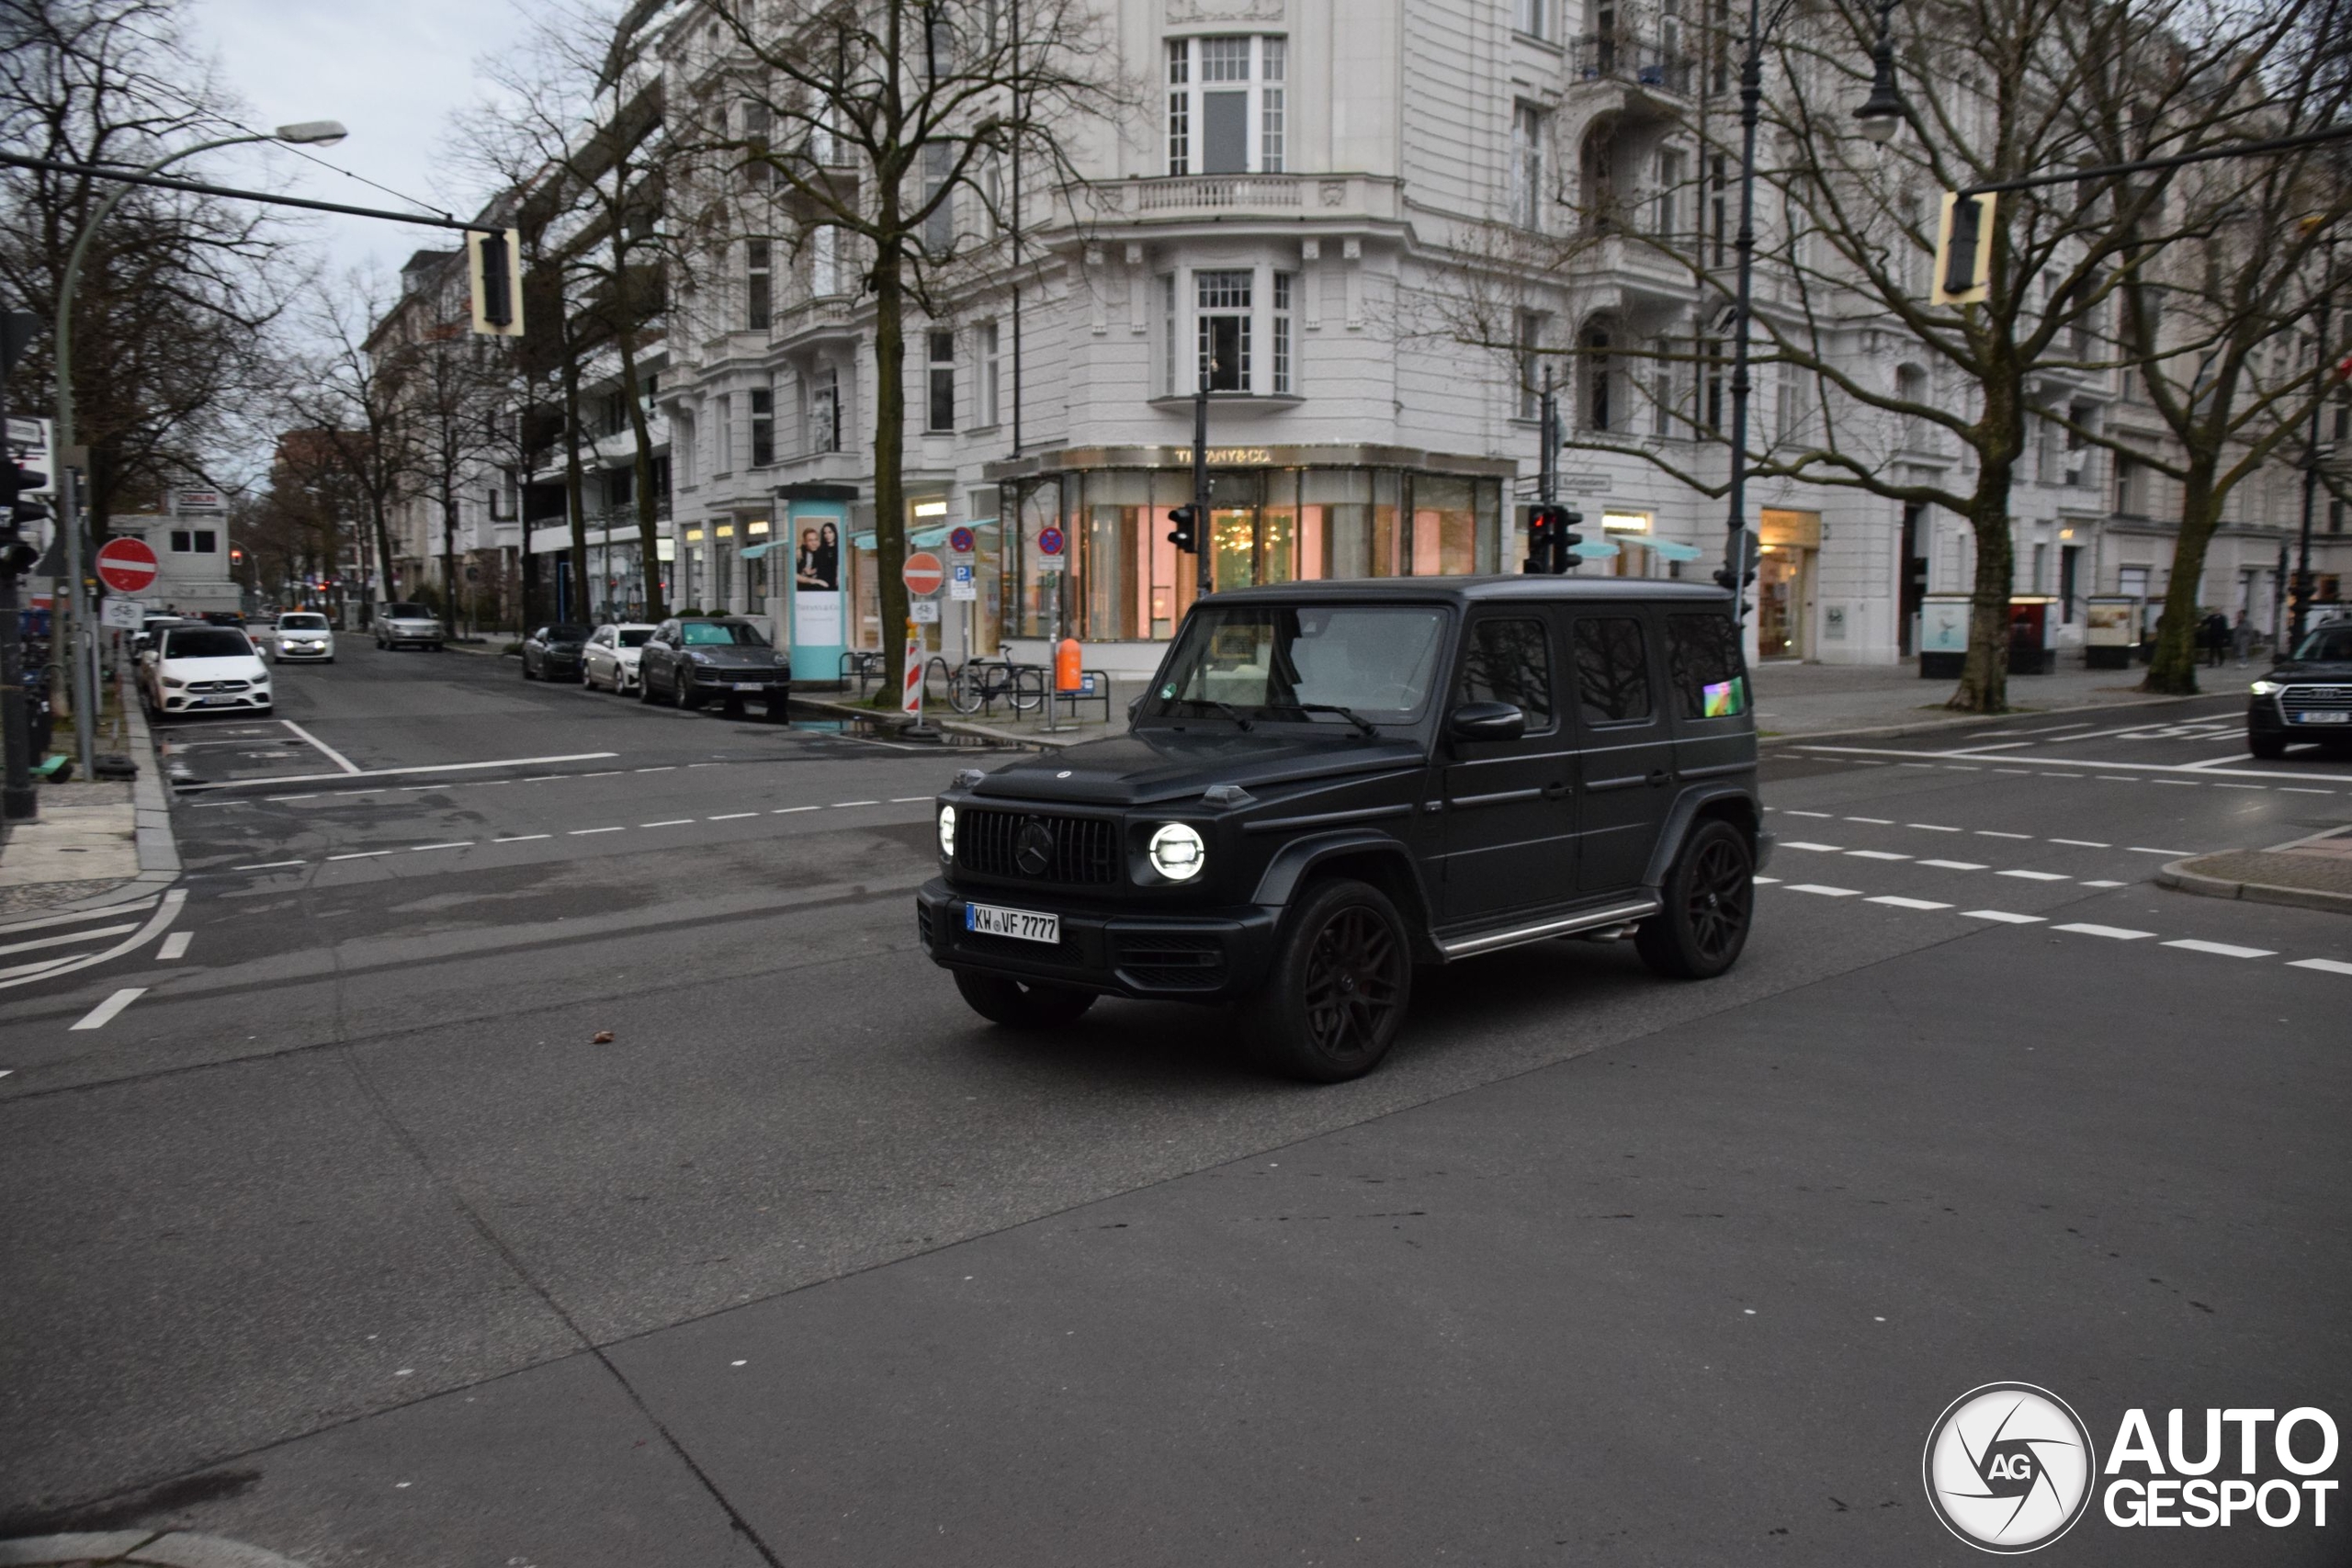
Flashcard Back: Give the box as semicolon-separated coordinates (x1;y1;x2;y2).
2291;710;2348;724
732;682;763;693
197;694;240;705
965;902;1059;944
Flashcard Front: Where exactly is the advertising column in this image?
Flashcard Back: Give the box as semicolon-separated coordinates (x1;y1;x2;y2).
786;499;849;684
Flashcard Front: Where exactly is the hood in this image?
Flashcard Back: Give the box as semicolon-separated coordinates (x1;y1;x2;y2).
683;644;786;669
385;615;439;628
2267;660;2352;680
972;727;1425;807
161;655;266;680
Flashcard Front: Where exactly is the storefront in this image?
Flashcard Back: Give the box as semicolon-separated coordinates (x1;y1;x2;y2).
1755;508;1822;660
981;445;1517;663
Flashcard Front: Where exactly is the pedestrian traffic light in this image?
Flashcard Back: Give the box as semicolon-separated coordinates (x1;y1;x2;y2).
1167;503;1200;554
468;227;525;337
1714;529;1760;617
1523;503;1583;575
3;460;47;529
1932;191;1996;306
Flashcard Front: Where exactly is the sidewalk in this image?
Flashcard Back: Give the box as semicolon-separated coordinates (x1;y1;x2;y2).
0;687;181;919
2160;825;2352;915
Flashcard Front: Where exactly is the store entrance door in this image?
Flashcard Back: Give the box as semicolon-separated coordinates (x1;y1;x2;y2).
1757;552;1804;658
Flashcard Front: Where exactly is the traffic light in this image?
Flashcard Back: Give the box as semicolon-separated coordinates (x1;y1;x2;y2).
1167;502;1200;554
1932;191;1996;306
0;459;43;576
1714;529;1760;617
1522;503;1583;575
468;227;525;336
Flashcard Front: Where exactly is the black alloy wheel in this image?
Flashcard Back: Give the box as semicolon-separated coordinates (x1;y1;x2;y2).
954;969;1097;1028
676;670;703;710
637;664;657;703
2248;733;2287;761
1251;878;1412;1082
1634;818;1754;980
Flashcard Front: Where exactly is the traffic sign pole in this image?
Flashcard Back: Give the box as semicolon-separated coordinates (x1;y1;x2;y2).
899;553;944;739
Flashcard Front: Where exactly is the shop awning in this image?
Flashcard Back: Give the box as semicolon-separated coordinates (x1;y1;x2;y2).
1569;539;1621;560
849;524;954;551
737;541;774;559
1646;538;1705;562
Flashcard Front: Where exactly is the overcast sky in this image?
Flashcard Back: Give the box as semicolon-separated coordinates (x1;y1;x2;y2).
190;0;536;291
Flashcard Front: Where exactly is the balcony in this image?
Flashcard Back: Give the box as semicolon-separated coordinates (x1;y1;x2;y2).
771;295;858;352
1569;33;1696;96
1090;173;1401;225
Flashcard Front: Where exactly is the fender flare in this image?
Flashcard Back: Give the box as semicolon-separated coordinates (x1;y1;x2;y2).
1250;828;1430;914
1640;783;1763;888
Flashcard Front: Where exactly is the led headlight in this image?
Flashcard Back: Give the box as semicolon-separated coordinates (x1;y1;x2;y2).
162;676;187;689
2249;679;2283;695
1148;822;1206;881
937;804;956;857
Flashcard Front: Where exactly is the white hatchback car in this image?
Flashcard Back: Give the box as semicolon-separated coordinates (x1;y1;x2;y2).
582;622;659;693
271;611;335;663
143;624;273;716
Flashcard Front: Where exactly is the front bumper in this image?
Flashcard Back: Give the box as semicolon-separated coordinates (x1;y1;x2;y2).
917;877;1278;1002
276;644;332;660
688;668;790;697
2249;694;2352;739
160;688;271;712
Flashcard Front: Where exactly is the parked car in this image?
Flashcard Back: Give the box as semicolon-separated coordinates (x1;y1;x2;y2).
582;622;658;693
141;623;273;717
374;602;444;650
520;624;591;682
2248;619;2352;758
919;578;1770;1082
132;615;191;660
637;616;790;716
271;611;335;663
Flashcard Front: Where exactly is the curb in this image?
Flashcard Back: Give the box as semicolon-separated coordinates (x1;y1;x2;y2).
0;1532;308;1568
0;684;181;919
2156;858;2352;916
1759;689;2200;749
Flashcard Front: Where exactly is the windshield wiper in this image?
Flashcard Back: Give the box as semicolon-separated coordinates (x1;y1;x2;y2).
1173;696;1252;730
1263;701;1380;739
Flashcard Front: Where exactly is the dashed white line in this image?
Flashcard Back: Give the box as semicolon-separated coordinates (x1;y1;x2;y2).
2097;775;2139;783
1974;830;2032;840
2127;847;2192;856
157;931;192;961
1844;816;1894;825
2211;784;2265;791
888;795;932;803
2288;958;2352;976
1920;859;1989;871
2164;940;2276;959
71;988;147;1031
1846;850;1911;862
635;766;676;773
2081;880;2128;888
569;827;625;836
831;799;880;807
773;806;821;814
2049;839;2109;848
413;841;473;852
1867;896;1951;910
2279;787;2335;795
1907;823;1962;832
494;834;551;843
1786;884;1862;897
1753;875;1781;885
640;819;695;828
2053;923;2154;941
1997;870;2070;882
328;850;392;861
1962;910;2046;924
1783;841;1842;852
1784;809;1833;818
708;812;757;821
235;860;306;871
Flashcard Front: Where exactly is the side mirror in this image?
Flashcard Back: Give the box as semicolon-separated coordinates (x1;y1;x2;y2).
1126;693;1145;722
1449;700;1525;744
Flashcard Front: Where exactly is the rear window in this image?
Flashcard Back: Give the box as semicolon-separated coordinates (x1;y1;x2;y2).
164;629;254;660
617;628;652;649
544;625;591;640
1667;614;1749;719
385;603;428;617
680;620;767;646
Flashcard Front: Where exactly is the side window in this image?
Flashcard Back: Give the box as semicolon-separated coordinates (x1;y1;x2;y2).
1573;616;1654;724
1667;614;1749;718
1457;616;1554;730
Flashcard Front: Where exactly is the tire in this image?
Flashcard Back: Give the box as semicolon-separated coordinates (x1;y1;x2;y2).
676;671;704;710
522;653;537;680
637;668;657;703
953;969;1097;1028
947;671;983;716
1635;818;1755;980
1247;877;1413;1083
2248;732;2287;761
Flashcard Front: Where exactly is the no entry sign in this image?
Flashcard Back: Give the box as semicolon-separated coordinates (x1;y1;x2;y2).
901;550;944;596
95;536;160;594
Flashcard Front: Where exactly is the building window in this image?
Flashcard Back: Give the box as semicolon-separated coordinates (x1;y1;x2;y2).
1710;155;1729;266
490;484;517;521
1650;336;1676;437
716;393;734;471
746;240;772;331
1651;148;1684;240
1159;273;1179;395
810;224;840;297
750;384;775;466
1272;273;1294;395
922;142;955;254
603;467;633;511
927;330;956;432
1581;323;1612;432
1702;336;1724;431
808;367;841;454
741;102;772;188
978;321;1001;426
1515;0;1553;39
1166;36;1288;175
168;529;218;554
1516;310;1547;421
1511;104;1547;230
2114;454;2140;515
1196;269;1252;391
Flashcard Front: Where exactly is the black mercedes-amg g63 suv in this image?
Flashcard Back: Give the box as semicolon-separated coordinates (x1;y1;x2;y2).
918;578;1770;1081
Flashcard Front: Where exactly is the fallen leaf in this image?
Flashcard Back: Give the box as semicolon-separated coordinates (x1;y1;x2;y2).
592;1031;615;1043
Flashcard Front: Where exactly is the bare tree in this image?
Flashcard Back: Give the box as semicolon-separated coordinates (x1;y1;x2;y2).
280;276;423;616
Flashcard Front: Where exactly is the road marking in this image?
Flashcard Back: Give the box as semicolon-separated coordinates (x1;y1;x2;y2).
2049;839;2109;848
1907;823;1962;832
0;891;181;994
71;988;147;1030
2081;879;2128;887
2164;940;2275;959
157;931;192;961
2279;787;2335;795
1783;809;1833;818
1997;870;2070;882
831;799;880;807
411;842;472;852
493;834;551;843
708;812;757;821
1920;859;1989;871
266;794;319;802
569;827;625;836
2211;784;2265;791
2052;923;2154;941
1974;830;2032;840
640;819;695;828
1753;875;1781;885
1962;910;2045;924
234;860;307;871
2044;772;2084;778
2288;958;2352;976
1844;816;1894;824
2097;775;2140;783
1846;850;1910;862
328;850;392;861
0;955;74;982
2127;847;2192;856
1786;884;1862;897
579;770;625;778
279;718;360;773
635;766;676;773
2151;779;2199;787
1945;740;2038;753
1942;766;1981;772
0;897;162;939
0;923;138;959
889;795;932;803
1782;841;1842;852
773;806;820;814
176;751;621;793
1795;743;2352;785
1992;721;2098;736
1867;896;1951;910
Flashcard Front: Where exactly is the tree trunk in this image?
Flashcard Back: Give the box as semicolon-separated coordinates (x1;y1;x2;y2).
441;479;458;631
615;332;665;624
2143;459;2222;696
1951;464;2016;714
560;349;592;624
872;259;909;702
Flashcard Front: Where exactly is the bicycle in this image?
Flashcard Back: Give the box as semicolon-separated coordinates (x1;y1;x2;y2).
945;657;1045;716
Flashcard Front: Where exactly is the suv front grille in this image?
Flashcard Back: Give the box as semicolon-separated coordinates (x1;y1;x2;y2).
2281;684;2352;713
187;680;250;693
958;808;1119;886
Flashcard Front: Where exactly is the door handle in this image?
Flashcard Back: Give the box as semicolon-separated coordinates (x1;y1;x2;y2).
1646;769;1671;787
1544;780;1570;799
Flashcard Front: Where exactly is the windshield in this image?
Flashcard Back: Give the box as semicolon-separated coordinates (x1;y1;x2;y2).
544;625;590;641
385;603;429;618
279;615;328;630
164;629;256;660
680;620;767;647
1142;604;1450;728
617;628;652;649
2292;625;2352;662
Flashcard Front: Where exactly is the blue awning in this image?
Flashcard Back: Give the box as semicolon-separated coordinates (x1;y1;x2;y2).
849;525;953;550
737;541;774;559
1646;538;1706;562
1569;540;1621;559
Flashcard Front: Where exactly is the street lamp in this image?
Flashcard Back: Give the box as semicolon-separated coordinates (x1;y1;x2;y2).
1718;0;1903;628
50;119;347;773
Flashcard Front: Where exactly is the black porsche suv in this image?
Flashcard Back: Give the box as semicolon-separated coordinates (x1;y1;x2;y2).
918;579;1771;1081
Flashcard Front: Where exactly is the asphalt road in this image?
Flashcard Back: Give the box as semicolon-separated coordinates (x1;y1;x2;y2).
2;645;2347;1566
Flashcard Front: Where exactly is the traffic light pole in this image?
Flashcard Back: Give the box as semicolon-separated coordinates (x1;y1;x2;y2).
2;346;37;822
1192;385;1211;601
2292;273;2332;649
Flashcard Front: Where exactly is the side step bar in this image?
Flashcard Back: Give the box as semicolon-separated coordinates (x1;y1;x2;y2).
1437;897;1662;961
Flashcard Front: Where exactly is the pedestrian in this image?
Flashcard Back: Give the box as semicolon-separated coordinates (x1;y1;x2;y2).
2231;611;2253;666
2201;610;2229;668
